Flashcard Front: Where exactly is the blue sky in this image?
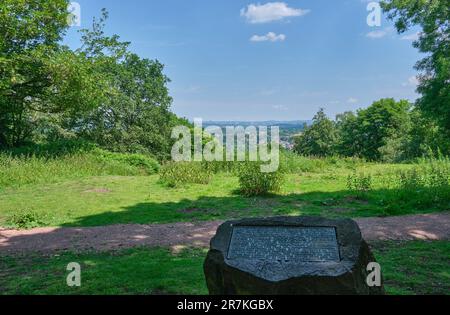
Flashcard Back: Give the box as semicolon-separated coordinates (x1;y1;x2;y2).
64;0;422;121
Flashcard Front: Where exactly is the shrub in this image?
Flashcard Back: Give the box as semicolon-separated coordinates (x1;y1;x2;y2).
393;158;450;206
237;161;285;196
201;160;236;174
7;211;44;229
397;159;449;190
347;172;373;198
159;162;212;187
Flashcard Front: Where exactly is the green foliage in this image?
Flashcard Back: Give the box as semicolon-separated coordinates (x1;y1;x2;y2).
335;111;361;157
2;158;450;228
401;109;450;160
94;150;160;175
0;0;69;53
6;210;44;229
347;172;373;198
0;1;108;148
293;98;450;162
393;158;450;207
0;147;159;189
295;99;414;161
0;5;179;160
294;109;337;157
159;162;212;187
71;10;174;160
201;160;236;174
237;161;285;196
378;136;405;163
6;139;97;157
352;98;411;160
381;0;450;133
281;149;365;173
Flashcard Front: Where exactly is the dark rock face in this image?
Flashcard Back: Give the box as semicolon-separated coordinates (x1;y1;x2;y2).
204;216;385;295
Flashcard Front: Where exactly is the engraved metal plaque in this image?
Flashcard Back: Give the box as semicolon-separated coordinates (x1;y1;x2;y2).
227;226;340;262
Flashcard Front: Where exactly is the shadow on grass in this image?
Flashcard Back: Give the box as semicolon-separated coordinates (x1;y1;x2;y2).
1;187;449;255
58;186;450;227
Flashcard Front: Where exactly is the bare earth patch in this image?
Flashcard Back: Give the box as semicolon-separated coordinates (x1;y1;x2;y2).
0;213;449;255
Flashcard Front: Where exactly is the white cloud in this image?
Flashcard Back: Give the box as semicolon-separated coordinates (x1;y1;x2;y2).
402;76;419;87
401;32;420;41
347;97;359;104
273;104;288;111
250;32;286;42
366;27;394;39
241;2;310;24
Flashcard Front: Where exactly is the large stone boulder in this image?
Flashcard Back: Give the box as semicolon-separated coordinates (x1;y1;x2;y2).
204;216;385;295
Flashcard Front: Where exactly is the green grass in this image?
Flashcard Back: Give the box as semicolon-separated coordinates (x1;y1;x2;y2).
372;241;450;295
0;148;159;189
1;164;449;228
1;241;448;295
0;248;208;295
0;151;448;228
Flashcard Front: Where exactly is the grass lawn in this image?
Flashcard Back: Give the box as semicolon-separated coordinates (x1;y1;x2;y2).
1;241;448;295
1;162;448;228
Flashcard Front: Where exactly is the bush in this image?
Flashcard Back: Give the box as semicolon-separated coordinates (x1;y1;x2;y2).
237;161;285;196
7;211;44;229
347;172;373;198
397;159;449;190
392;158;450;205
365;158;450;214
159;162;212;187
201;160;236;174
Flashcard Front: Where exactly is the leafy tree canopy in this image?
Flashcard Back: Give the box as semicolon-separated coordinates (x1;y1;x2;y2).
294;108;338;157
381;0;450;132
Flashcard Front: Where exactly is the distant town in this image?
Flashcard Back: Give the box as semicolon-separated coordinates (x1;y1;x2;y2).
203;121;311;150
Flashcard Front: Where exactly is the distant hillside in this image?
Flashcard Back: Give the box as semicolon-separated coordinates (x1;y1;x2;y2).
203;120;311;128
202;120;311;149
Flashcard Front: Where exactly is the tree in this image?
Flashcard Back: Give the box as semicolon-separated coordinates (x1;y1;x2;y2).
381;0;450;132
294;109;337;157
0;0;69;54
0;0;106;147
72;10;175;159
355;98;411;160
402;108;450;158
0;0;69;147
335;111;362;157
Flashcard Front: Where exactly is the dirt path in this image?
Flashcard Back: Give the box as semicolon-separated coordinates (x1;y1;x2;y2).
1;213;449;255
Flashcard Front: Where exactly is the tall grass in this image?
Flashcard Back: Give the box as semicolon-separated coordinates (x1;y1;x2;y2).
195;150;367;175
159;162;212;187
0;149;160;189
349;157;450;215
280;150;366;173
391;157;450;207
